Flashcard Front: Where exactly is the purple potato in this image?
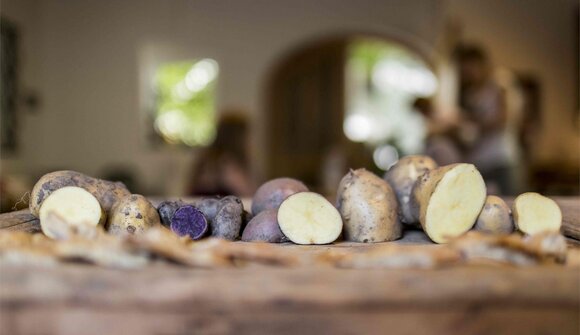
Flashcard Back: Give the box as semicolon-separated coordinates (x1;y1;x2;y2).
157;197;244;240
189;198;221;221
157;200;186;228
241;209;288;243
170;205;208;240
210;196;243;240
251;178;308;215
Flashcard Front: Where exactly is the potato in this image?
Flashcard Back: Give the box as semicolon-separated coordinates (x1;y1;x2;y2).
336;168;401;243
30;170;130;217
38;186;105;239
158;197;243;240
473;195;514;234
211;196;243;240
384;155;438;224
413;163;486;243
157;200;186;228
278;192;342;245
512;192;562;235
107;194;161;236
171;205;208;240
251;178;308;215
241;209;287;243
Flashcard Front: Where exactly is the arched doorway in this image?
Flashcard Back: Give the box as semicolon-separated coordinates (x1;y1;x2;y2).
265;35;437;191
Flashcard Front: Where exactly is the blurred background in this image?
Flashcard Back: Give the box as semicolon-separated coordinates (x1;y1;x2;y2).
1;0;579;212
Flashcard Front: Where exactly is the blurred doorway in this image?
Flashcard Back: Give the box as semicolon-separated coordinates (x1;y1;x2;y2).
265;36;436;189
265;38;347;186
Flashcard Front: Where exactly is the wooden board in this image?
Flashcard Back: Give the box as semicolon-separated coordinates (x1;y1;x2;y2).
1;196;579;334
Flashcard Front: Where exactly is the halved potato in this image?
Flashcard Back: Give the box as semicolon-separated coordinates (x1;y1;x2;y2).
39;186;105;239
512;192;561;235
413;164;486;243
278;192;342;245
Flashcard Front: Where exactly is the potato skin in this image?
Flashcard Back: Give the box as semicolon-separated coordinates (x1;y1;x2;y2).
211;196;243;240
241;209;287;243
251;178;308;215
473;196;514;234
157;200;185;228
336;169;401;243
107;194;161;236
384;155;437;225
30;170;130;217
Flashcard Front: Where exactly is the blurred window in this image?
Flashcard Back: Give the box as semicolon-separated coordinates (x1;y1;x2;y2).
344;38;437;169
153;59;219;146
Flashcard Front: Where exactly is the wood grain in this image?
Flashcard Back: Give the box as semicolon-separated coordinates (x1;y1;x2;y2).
0;197;578;334
0;264;578;334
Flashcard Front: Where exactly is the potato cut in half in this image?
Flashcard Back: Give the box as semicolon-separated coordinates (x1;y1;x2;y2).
278;192;342;245
39;186;104;239
512;192;562;235
414;164;486;243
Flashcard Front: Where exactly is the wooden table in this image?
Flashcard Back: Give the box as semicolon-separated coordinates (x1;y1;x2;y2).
1;197;579;335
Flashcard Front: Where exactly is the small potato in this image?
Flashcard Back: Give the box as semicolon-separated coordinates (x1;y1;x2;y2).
107;195;161;236
251;178;308;215
512;192;562;235
473;196;514;234
211;196;243;240
337;168;401;243
241;209;287;243
384;155;438;224
30;170;130;217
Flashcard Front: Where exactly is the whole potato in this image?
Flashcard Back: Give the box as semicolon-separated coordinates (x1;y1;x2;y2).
473;195;514;234
337;168;401;243
241;209;287;243
30;170;130;217
384;155;437;225
251;178;308;215
211;196;244;240
107;194;161;236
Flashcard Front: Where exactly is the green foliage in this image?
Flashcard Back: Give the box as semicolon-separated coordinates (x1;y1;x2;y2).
154;59;218;146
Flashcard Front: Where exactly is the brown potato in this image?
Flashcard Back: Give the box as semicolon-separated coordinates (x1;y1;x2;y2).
30;170;130;217
337;168;401;243
106;194;161;236
384;155;438;225
251;178;308;215
473;195;514;234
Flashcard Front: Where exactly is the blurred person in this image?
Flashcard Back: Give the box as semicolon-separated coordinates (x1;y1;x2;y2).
456;45;518;194
412;97;462;166
188;113;254;197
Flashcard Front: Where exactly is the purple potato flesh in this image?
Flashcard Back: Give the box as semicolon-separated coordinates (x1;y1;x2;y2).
170;205;208;240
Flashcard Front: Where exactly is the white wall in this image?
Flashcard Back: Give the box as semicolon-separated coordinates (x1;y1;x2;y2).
2;0;443;194
2;0;577;195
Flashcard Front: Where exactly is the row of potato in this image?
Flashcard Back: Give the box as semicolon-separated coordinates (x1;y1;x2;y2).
29;156;562;244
